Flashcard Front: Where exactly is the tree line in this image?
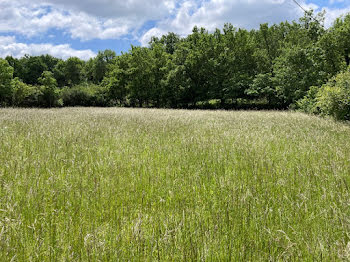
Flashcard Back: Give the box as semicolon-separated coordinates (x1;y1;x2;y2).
1;11;350;119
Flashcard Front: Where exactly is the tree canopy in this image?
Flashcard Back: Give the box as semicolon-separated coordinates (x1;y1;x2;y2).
1;11;350;119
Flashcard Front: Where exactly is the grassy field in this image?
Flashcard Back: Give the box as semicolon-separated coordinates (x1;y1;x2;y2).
1;108;350;261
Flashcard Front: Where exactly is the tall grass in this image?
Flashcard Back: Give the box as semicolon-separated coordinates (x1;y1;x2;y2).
1;108;350;261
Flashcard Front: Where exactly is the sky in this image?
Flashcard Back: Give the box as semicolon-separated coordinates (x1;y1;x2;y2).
0;0;349;60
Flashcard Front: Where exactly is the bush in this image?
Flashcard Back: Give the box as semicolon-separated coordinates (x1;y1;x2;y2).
299;70;350;120
297;86;320;114
11;78;39;107
317;71;350;120
23;86;44;107
91;84;111;106
61;84;111;107
38;71;60;107
0;58;14;106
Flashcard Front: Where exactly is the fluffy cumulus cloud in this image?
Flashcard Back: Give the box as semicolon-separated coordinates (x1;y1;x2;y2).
32;0;177;20
0;0;142;40
0;0;179;41
1;0;350;57
139;0;350;45
0;36;96;60
141;0;319;45
323;5;350;26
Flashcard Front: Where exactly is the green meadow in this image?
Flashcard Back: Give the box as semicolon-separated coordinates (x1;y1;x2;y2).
1;108;350;261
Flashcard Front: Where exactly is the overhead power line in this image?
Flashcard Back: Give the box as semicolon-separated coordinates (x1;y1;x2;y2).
291;0;323;24
292;0;308;13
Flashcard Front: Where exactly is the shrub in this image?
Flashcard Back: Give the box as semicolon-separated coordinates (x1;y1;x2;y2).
317;70;350;120
0;58;14;106
61;85;92;106
23;86;44;107
297;86;320;114
38;71;60;107
299;70;350;120
61;84;111;107
11;78;38;106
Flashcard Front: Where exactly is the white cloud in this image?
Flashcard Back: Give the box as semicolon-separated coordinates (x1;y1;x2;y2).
0;36;16;45
140;0;315;45
1;0;350;45
321;6;350;27
140;0;350;46
140;28;167;46
0;0;176;41
33;0;177;20
329;0;345;4
0;36;96;60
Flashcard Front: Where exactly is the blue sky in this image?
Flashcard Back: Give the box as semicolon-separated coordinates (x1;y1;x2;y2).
0;0;349;60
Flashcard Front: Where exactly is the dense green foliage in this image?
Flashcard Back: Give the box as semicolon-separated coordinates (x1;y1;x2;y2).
1;11;350;119
0;58;14;105
298;69;350;120
1;108;350;260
